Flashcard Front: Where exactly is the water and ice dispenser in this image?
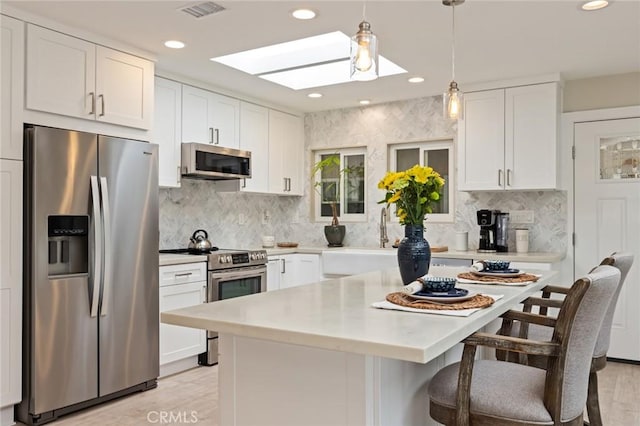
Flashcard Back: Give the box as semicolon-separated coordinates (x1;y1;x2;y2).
47;215;89;276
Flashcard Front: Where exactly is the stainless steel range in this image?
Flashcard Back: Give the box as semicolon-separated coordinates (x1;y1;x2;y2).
160;248;267;365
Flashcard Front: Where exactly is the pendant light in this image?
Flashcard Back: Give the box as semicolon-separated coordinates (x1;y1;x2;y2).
443;0;464;120
350;1;379;81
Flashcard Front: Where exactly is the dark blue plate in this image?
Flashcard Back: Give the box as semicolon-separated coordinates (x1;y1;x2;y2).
414;288;469;298
480;269;521;274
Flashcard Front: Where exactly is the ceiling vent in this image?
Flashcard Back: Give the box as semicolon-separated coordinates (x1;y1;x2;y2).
180;2;225;19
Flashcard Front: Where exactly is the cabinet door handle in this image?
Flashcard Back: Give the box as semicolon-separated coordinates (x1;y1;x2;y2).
177;166;181;184
98;94;105;117
89;92;95;115
280;258;285;274
283;178;287;192
209;127;214;144
287;178;291;192
242;178;246;188
498;169;503;187
507;169;512;186
214;129;220;145
174;272;193;277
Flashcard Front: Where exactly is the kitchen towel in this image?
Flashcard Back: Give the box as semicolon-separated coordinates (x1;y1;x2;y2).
371;294;503;317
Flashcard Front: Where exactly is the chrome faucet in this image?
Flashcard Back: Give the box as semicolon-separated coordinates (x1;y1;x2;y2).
380;207;389;248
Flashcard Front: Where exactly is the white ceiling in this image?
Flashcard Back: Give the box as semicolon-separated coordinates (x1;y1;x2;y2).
3;0;639;113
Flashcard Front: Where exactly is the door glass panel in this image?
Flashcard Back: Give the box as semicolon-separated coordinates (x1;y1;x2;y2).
344;154;365;214
599;135;640;180
424;149;449;213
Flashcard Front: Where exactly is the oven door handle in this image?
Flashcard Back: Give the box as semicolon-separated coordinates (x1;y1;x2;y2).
210;269;265;282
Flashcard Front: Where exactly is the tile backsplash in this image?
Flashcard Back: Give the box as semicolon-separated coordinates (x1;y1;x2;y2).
159;94;567;254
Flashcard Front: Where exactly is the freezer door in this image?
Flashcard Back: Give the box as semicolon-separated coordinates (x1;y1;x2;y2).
28;126;99;414
97;137;159;396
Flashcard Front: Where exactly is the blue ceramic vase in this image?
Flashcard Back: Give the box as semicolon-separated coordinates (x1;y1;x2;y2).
397;225;431;285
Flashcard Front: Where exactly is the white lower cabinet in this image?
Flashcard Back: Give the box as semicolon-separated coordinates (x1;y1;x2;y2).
0;159;23;413
266;254;322;291
159;262;207;375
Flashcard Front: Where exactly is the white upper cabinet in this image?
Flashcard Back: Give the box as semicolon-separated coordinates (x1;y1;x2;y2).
268;110;304;196
153;77;182;188
458;82;560;191
181;84;240;149
1;15;24;160
25;24;153;129
239;102;269;192
504;83;559;190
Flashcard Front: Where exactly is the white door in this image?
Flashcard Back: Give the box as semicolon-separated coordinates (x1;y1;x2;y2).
210;93;240;149
182;85;213;144
457;89;505;191
95;46;152;129
153;77;182;188
26;24;95;118
0;159;23;406
159;282;206;365
239;102;269;192
574;117;640;361
1;15;24;161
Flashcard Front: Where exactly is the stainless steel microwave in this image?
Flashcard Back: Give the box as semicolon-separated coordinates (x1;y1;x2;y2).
181;143;251;180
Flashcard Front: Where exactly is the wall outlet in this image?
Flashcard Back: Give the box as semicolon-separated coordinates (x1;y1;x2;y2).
262;210;269;225
238;212;247;225
509;210;534;224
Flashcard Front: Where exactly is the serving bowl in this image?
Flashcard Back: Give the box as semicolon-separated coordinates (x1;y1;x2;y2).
420;276;456;292
483;260;511;271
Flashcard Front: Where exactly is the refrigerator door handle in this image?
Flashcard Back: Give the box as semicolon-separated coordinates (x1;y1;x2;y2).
90;176;102;317
99;177;112;317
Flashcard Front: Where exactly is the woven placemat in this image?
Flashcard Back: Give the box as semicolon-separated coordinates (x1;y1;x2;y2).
457;272;540;284
386;292;495;310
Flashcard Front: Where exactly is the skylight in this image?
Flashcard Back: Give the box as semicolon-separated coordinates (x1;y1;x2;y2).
210;31;406;90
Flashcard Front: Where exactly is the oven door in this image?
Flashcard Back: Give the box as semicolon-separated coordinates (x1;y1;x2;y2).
200;265;266;365
207;264;266;303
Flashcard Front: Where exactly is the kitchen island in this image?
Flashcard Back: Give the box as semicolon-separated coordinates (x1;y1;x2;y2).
162;266;557;426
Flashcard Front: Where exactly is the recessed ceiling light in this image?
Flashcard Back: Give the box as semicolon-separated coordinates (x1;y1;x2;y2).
291;8;317;20
210;31;406;90
408;77;424;83
164;40;185;49
308;93;323;98
581;0;609;11
359;100;371;105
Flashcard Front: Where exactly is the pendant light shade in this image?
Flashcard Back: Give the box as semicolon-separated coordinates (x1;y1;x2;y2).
443;0;464;120
350;20;379;81
444;81;463;120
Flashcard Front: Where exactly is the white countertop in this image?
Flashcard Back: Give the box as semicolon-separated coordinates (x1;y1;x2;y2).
159;253;208;266
263;246;565;263
162;266;556;364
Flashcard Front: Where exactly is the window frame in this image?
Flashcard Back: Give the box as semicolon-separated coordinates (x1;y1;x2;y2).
313;147;367;223
387;139;455;223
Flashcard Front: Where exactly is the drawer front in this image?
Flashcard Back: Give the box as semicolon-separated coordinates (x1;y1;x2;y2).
159;262;207;287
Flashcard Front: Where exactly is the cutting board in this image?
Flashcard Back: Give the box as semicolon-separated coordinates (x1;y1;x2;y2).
430;246;448;253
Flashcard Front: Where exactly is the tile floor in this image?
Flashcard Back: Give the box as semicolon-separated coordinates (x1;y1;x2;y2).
18;361;640;425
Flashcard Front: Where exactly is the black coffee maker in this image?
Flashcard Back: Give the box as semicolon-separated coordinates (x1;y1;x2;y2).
477;209;498;252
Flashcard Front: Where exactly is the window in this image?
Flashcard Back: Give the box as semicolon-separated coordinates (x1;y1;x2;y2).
313;148;366;222
388;140;454;222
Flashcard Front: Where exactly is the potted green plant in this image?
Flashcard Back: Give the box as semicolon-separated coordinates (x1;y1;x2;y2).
312;154;363;247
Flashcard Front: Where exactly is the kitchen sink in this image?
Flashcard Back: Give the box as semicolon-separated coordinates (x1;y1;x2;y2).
322;247;398;276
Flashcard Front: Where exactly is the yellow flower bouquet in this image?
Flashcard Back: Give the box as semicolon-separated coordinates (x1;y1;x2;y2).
378;165;446;226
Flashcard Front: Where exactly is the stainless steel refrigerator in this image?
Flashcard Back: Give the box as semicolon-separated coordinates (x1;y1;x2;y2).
18;125;159;425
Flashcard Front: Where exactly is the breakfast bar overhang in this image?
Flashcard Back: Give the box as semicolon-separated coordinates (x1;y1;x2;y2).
162;266;557;426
